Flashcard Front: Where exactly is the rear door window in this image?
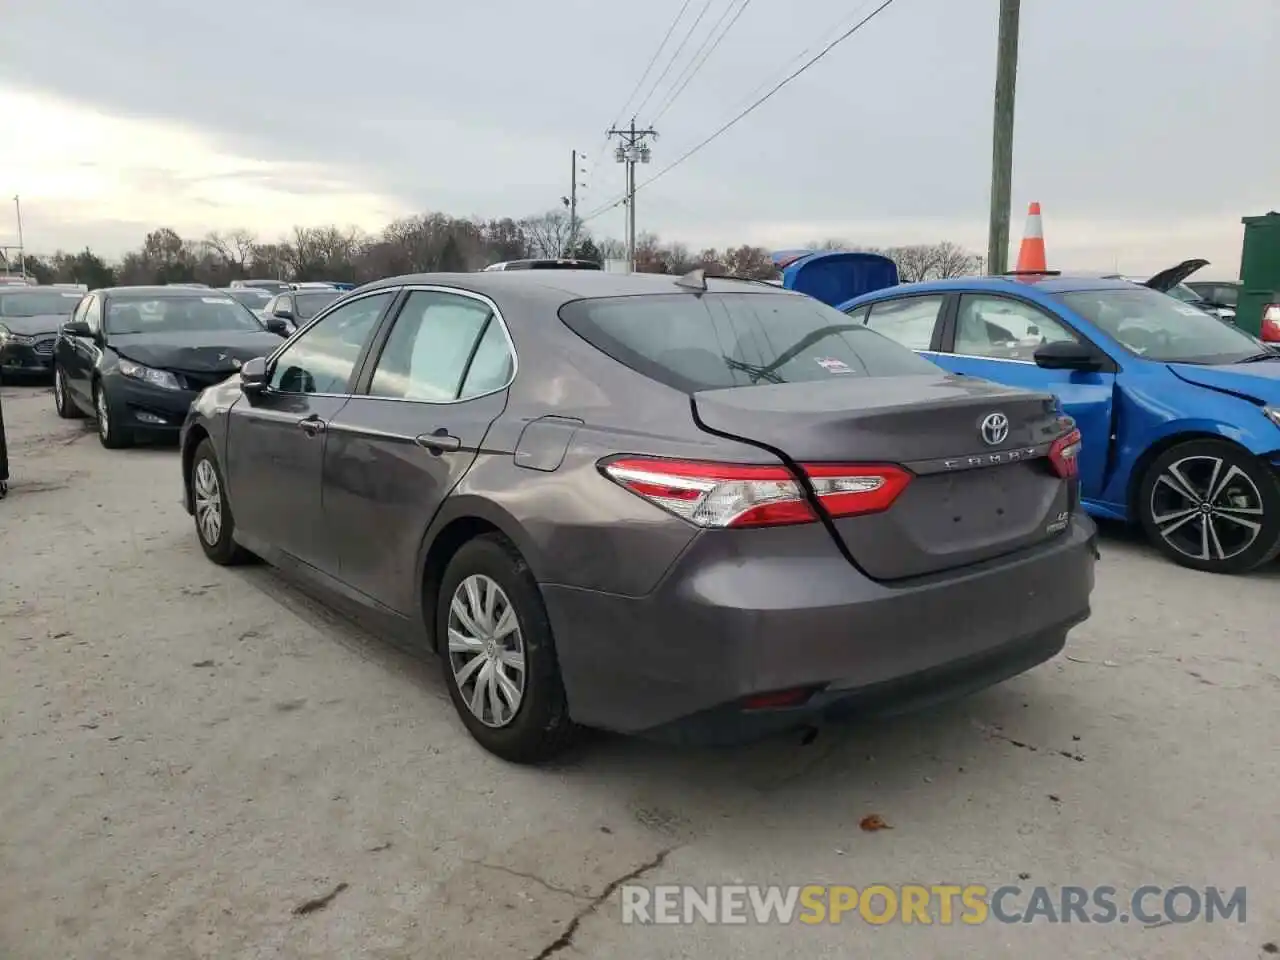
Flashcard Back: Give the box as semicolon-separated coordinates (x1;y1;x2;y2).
864;296;944;350
559;292;940;393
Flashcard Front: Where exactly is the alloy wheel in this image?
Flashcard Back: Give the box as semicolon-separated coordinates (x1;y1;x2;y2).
1149;455;1264;562
447;574;526;728
193;459;223;546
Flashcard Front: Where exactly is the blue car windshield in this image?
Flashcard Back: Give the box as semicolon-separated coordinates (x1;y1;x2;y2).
1057;288;1261;364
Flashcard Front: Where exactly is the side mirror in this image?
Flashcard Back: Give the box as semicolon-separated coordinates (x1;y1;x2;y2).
240;356;269;393
273;307;294;321
264;316;291;337
62;320;93;337
1034;341;1105;372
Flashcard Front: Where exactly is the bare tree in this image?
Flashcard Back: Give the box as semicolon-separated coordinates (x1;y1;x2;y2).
722;245;776;280
521;210;574;259
885;242;982;282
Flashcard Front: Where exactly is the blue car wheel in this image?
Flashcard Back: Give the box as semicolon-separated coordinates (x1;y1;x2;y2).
1137;438;1280;574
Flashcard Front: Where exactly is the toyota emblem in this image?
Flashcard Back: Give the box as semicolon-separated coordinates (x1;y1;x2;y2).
980;412;1009;446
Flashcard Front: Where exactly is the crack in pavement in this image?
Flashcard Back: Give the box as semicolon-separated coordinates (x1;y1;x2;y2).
464;859;586;900
529;846;678;960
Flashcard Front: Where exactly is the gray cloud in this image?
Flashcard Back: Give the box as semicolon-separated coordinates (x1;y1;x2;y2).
2;0;1276;270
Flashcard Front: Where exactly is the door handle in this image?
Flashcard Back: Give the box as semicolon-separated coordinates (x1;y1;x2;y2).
415;429;461;454
298;415;326;437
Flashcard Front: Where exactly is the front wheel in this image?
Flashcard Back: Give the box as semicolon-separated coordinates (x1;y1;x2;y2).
53;366;82;419
437;534;579;763
94;382;131;449
1137;438;1280;574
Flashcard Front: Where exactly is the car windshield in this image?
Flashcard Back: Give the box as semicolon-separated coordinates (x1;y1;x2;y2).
1058;288;1263;364
295;291;341;319
1167;283;1202;303
560;292;941;392
0;290;84;317
105;295;264;335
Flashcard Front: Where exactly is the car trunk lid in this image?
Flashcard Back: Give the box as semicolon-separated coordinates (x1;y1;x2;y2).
692;374;1074;579
776;250;900;307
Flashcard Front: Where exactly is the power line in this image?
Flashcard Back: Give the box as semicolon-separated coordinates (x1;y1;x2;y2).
608;0;694;132
730;0;881;117
652;0;754;124
632;0;716;121
582;0;694;202
608;0;904;208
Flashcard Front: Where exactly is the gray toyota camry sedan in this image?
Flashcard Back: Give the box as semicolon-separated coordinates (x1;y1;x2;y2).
180;270;1097;762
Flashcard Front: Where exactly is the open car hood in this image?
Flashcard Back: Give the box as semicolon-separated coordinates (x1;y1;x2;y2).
775;250;899;307
1144;258;1209;293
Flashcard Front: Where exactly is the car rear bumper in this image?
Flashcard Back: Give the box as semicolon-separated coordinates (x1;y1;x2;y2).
542;514;1097;740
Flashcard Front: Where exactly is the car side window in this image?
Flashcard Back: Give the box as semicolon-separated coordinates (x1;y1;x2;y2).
1214;286;1238;307
954;294;1078;362
268;291;392;394
844;305;870;324
368;291;503;402
864;296;943;350
459;316;515;398
84;295;102;335
263;296;279;316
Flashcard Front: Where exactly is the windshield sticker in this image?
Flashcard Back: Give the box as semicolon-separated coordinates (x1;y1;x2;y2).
201;297;234;304
816;357;853;374
61;292;82;298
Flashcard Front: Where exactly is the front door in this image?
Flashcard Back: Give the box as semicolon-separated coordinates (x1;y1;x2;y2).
928;293;1117;499
226;290;395;570
323;289;515;613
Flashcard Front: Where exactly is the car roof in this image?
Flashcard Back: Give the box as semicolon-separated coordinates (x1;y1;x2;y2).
851;274;1144;301
91;286;237;298
358;270;800;304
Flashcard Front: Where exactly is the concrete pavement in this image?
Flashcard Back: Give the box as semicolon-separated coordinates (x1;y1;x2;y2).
0;381;1276;959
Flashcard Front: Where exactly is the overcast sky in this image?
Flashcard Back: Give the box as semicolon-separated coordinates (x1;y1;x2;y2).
1;0;1276;274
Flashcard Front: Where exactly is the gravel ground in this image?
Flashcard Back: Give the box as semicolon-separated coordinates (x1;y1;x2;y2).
1;380;1277;960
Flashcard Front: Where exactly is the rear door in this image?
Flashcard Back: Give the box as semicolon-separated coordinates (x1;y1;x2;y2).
323;288;514;613
226;290;395;571
928;292;1115;499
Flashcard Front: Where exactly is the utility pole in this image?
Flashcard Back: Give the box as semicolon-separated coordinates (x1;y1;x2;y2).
608;120;656;271
986;0;1021;275
13;195;26;280
561;149;587;258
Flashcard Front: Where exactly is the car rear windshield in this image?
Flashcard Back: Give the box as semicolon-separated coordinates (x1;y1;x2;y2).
0;290;83;317
295;291;342;318
559;292;941;392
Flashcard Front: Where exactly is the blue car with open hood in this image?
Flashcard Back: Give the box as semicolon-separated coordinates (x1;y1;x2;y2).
775;251;1280;574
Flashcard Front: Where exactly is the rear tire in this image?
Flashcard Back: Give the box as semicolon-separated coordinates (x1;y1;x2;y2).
1137;438;1280;574
437;533;579;763
94;381;131;449
54;365;81;419
190;438;251;565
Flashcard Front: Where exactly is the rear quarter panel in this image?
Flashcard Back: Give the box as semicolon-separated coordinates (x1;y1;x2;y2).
444;312;782;597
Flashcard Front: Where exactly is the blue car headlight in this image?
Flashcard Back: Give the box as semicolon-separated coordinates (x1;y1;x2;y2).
118;358;183;391
1264;407;1280;429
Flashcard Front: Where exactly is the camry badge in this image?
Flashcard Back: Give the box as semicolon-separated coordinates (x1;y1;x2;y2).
980;412;1009;446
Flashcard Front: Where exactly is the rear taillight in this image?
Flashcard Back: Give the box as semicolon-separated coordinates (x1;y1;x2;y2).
1048;427;1082;479
1261;303;1280;343
601;457;912;528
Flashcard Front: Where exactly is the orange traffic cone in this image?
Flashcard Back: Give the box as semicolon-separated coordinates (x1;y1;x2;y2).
1014;202;1047;273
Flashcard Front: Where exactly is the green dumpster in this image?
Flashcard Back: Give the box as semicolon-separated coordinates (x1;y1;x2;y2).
1237;212;1280;339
